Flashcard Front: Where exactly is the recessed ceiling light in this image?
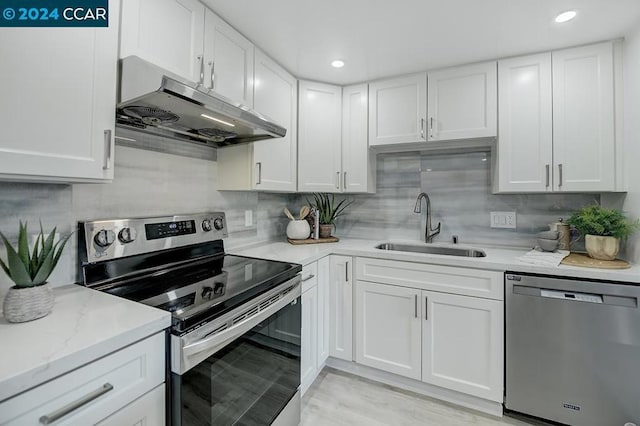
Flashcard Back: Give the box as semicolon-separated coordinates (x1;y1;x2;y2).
331;60;345;68
555;10;577;23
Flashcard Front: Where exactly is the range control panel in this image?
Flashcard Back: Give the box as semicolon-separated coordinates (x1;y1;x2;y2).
79;213;228;264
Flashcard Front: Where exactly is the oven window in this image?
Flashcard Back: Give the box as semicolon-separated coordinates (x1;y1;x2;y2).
175;296;301;426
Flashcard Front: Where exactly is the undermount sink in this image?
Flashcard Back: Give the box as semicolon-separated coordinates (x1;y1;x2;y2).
375;242;486;258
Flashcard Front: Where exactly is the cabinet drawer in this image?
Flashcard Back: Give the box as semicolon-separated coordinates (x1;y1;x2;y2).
356;257;503;300
0;332;165;425
301;261;318;292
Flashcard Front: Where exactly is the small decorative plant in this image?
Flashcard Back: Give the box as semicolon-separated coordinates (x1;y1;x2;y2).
0;221;71;288
307;193;353;238
307;193;352;225
567;205;640;261
0;222;71;323
567;205;639;239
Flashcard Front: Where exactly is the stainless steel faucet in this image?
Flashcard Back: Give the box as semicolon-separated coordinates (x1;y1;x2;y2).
414;192;441;243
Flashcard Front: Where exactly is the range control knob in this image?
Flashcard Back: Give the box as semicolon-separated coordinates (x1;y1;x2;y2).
94;229;115;248
213;217;224;231
202;219;212;232
118;227;137;244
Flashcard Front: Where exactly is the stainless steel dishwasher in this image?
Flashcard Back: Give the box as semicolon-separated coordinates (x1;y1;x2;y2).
505;272;640;426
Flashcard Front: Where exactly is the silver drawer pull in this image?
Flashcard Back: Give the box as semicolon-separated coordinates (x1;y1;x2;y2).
302;274;315;282
39;383;114;424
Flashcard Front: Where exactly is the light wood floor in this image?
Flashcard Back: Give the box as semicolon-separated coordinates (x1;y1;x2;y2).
301;368;537;426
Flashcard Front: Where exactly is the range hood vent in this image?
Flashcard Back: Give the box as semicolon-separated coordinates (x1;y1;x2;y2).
117;56;286;147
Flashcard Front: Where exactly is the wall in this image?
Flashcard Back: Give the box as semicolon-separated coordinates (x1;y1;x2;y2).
617;25;640;263
338;150;598;248
0;138;294;300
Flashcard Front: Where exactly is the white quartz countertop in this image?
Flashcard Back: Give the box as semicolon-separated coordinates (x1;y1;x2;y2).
231;238;640;283
0;285;171;402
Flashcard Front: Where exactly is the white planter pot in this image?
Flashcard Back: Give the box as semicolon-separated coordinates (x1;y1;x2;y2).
3;283;54;323
585;235;620;261
286;220;311;240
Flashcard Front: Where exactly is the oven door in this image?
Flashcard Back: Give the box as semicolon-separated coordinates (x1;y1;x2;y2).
171;277;301;426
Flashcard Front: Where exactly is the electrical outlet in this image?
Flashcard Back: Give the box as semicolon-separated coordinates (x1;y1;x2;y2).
244;210;253;227
490;211;516;229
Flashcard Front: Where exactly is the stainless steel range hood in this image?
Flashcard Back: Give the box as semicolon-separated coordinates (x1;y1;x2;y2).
117;56;286;147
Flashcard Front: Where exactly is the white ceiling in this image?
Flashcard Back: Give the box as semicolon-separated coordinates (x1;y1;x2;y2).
202;0;640;85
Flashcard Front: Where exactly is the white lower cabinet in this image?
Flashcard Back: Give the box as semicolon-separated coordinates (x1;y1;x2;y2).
422;291;503;401
301;284;318;393
352;257;504;404
329;255;353;361
355;281;421;380
300;258;331;394
96;385;165;426
0;332;165;425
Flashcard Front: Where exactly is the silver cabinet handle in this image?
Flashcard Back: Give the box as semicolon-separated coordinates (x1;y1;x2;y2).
255;162;262;185
558;163;563;187
343;171;347;191
429;117;434;139
345;261;349;282
39;383;114;424
198;55;204;84
209;60;215;89
336;171;340;190
545;164;550;188
425;297;428;320
414;294;418;318
420;118;425;139
302;274;315;282
103;130;112;170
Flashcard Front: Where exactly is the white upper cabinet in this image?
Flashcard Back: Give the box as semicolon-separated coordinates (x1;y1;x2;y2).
552;42;615;192
251;50;297;191
342;84;376;193
0;0;119;183
427;62;497;141
120;0;205;83
368;73;428;146
298;81;343;192
497;53;553;192
203;9;254;107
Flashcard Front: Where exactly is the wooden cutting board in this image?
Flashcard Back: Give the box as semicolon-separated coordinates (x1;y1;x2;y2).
287;237;339;245
561;252;630;269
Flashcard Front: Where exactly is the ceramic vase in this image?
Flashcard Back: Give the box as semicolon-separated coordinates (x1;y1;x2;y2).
585;235;619;261
286;220;311;240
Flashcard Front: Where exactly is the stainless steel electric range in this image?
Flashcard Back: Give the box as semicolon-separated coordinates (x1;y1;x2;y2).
77;213;302;426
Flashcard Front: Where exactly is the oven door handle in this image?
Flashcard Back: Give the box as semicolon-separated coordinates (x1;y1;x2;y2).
182;282;300;358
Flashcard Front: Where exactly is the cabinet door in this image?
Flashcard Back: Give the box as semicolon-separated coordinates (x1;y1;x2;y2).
252;50;297;191
497;53;553;192
0;0;119;183
204;10;254;107
97;386;165;426
301;286;318;393
368;73;427;146
342;84;375;193
317;257;331;368
120;0;204;83
427;62;497;141
355;281;422;380
329;255;353;361
422;291;503;402
298;81;343;192
552;42;615;192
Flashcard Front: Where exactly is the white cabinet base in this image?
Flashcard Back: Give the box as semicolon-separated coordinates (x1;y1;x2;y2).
325;358;503;418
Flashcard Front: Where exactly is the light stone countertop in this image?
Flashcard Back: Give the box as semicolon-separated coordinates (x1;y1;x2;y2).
0;285;171;402
231;238;640;284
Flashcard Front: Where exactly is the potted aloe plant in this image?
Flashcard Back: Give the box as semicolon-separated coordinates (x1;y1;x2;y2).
567;205;639;261
0;222;71;323
307;193;352;238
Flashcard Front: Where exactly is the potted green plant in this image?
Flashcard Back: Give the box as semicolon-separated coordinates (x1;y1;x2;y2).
567;205;639;261
308;193;352;238
0;222;71;323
